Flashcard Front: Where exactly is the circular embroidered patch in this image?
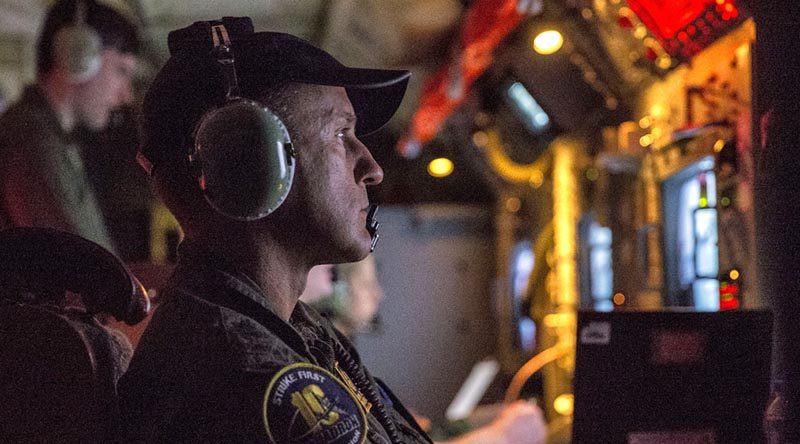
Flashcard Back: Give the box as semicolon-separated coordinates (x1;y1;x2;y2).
263;363;367;444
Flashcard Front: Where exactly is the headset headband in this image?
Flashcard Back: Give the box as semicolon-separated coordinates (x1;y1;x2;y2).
209;24;241;101
75;0;88;25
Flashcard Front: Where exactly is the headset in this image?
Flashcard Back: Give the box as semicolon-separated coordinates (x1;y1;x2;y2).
52;0;103;83
184;21;380;249
189;23;296;221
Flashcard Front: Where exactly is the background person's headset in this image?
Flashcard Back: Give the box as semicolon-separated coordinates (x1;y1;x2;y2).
52;0;102;83
188;22;296;221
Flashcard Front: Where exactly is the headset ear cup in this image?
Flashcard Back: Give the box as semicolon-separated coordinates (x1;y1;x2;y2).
53;23;102;82
194;99;295;221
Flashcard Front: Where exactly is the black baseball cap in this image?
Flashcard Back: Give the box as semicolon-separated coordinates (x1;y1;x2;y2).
140;17;410;171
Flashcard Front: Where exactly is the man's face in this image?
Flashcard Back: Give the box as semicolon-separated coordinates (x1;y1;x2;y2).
274;85;384;263
73;48;136;130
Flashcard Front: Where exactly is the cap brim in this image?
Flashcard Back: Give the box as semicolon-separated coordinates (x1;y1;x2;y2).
342;70;410;136
238;32;411;136
293;66;410;136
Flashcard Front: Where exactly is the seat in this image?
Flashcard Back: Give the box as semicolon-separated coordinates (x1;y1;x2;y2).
0;227;150;443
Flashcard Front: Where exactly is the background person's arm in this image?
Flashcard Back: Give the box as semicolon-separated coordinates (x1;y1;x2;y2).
437;401;547;444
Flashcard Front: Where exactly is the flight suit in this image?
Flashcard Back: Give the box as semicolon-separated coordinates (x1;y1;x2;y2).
0;86;115;253
119;243;431;443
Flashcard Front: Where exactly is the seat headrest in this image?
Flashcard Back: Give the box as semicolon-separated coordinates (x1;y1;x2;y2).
0;227;150;325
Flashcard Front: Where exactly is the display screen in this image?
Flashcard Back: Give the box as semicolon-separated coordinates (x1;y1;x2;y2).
505;82;551;135
588;222;613;311
662;156;720;310
509;241;536;352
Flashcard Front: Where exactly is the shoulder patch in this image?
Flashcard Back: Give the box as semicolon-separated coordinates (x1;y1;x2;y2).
263;363;367;444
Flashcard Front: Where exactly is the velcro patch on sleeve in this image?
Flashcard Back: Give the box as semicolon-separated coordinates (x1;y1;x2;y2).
263;363;367;444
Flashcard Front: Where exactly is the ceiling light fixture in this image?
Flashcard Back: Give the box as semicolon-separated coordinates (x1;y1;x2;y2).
428;157;454;178
533;29;564;55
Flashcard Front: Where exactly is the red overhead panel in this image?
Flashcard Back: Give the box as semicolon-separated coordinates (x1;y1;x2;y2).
399;0;527;157
627;0;745;61
628;0;709;40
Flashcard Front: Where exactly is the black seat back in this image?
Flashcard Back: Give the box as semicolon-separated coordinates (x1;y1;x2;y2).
0;305;119;442
0;227;151;443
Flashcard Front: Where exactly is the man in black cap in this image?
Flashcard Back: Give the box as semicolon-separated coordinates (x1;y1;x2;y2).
119;17;546;444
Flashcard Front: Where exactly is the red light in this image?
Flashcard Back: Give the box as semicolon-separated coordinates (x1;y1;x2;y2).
720;282;739;296
720;281;740;311
720;297;740;310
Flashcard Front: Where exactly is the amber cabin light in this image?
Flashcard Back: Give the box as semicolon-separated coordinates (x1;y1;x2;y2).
428;157;454;178
533;30;563;55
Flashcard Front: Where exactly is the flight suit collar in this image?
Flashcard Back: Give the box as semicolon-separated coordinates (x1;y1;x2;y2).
169;240;324;363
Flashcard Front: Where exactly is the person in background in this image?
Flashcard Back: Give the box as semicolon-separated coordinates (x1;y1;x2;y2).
301;257;383;338
0;0;139;254
299;263;338;307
